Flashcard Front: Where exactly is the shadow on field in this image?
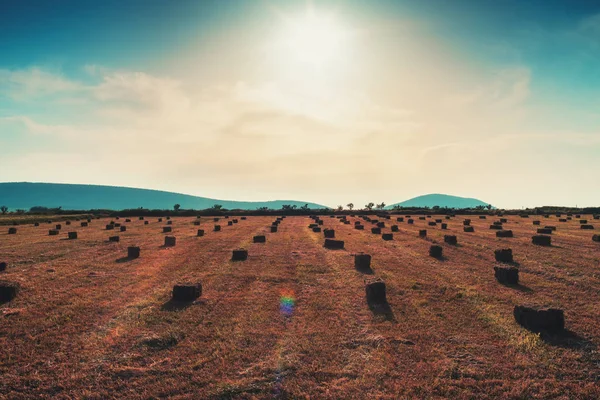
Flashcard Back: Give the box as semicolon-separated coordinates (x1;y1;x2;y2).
541;329;596;350
507;283;533;293
115;256;135;263
161;298;206;311
368;301;395;322
356;266;374;275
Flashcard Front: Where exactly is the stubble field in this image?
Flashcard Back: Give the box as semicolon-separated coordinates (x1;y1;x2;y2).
1;214;599;399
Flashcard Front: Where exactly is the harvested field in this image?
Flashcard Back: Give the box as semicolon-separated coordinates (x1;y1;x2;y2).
1;214;600;398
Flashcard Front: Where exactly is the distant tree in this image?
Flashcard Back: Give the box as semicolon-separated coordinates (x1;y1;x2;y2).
432;205;440;211
281;204;297;210
1;206;9;214
376;202;386;210
212;204;223;210
486;204;493;210
300;204;310;211
475;205;485;211
174;204;181;212
257;206;270;211
365;202;374;211
336;205;343;211
346;203;354;210
392;205;402;211
15;209;25;215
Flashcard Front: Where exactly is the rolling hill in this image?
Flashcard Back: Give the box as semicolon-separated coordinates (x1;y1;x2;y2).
386;193;490;209
0;182;328;211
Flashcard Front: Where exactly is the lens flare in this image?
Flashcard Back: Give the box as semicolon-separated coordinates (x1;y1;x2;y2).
279;289;295;317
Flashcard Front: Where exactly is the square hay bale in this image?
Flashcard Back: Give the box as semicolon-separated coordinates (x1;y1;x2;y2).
371;227;381;234
419;217;426;220
537;228;552;234
575;214;581;218
324;229;335;238
68;232;78;240
166;216;171;220
55;224;62;230
579;220;588;224
0;262;6;272
167;220;173;225
270;226;278;233
324;239;344;249
494;266;519;285
144;221;149;225
444;235;457;245
214;225;221;232
592;234;600;242
463;219;471;226
233;219;238;223
106;224;114;230
214;218;219;222
253;235;266;243
163;227;172;233
354;253;371;270
594;215;600;220
158;218;163;222
490;224;502;230
227;221;233;226
139;217;144;221
428;221;437;227
120;226;127;232
8;228;17;234
429;245;442;258
580;225;594;230
355;224;364;230
435;219;442;223
49;230;59;236
197;229;205;237
312;227;322;233
419;229;427;238
376;222;385;228
109;236;120;242
114;223;121;228
232;249;248;261
500;218;508;223
365;280;387;305
493;221;503;226
479;216;487;219
241;216;247;220
125;219;131;223
532;235;551;246
496;230;514;238
533;221;541;225
34;222;40;227
164;236;176;247
397;217;404;222
391;225;399;232
494;248;513;263
172;283;202;302
441;223;448;229
0;281;20;302
558;218;567;222
66;221;71;226
445;216;451;220
317;220;324;226
513;306;564;333
128;246;140;259
407;219;414;224
464;226;474;232
382;233;393;241
81;222;88;227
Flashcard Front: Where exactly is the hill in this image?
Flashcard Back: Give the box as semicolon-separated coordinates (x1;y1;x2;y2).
386;193;490;209
0;182;328;211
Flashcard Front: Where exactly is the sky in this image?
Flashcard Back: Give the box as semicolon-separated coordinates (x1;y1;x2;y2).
1;0;600;209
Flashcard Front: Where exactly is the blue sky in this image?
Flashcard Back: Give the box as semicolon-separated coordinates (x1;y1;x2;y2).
1;0;599;208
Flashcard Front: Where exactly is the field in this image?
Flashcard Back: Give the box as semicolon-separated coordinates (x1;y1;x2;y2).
1;214;600;399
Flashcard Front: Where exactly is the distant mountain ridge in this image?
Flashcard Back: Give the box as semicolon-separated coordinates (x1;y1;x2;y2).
0;182;327;211
386;194;490;209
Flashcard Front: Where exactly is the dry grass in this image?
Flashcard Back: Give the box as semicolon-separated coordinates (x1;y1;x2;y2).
1;214;599;399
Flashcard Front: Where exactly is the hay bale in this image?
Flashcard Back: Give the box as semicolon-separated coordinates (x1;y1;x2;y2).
382;233;393;241
371;227;381;234
464;226;474;232
127;246;140;259
500;218;508;223
167;220;173;226
397;217;404;222
532;235;551;246
120;226;127;232
558;218;567;222
241;217;247;220
429;245;442;258
166;216;171;220
172;283;202;302
318;220;324;226
68;232;78;240
139;217;144;221
496;230;514;238
144;221;149;225
270;226;278;233
8;228;17;234
441;223;447;229
66;221;71;226
391;225;399;232
354;253;371;270
197;229;205;237
163;227;172;233
114;223;121;228
232;249;248;261
479;216;487;219
428;221;436;227
253;235;266;243
435;219;443;223
533;221;541;225
419;229;427;238
575;214;581;218
109;236;120;242
365;280;387;305
324;239;344;249
463;219;471;226
49;230;59;236
537;228;552;234
233;219;238;224
106;224;114;230
0;262;6;272
0;281;20;302
419;217;426;220
55;224;62;230
355;224;364;230
579;220;588;224
164;236;176;247
592;234;600;242
407;219;414;224
214;218;219;222
125;219;131;223
193;221;200;226
444;235;457;245
581;225;594;230
312;227;322;233
376;222;385;228
227;221;233;226
158;218;163;222
324;229;335;238
493;221;503;226
545;226;557;231
81;222;88;227
494;249;513;263
214;225;221;232
494;266;519;285
513;306;564;333
594;215;600;220
489;224;502;230
34;222;40;227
